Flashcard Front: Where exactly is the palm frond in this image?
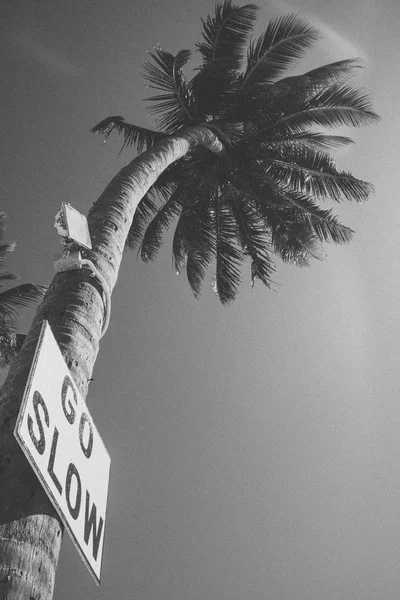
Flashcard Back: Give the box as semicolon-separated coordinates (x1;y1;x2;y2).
278;192;354;243
214;191;244;304
272;222;323;266
144;48;196;132
172;220;187;275
127;157;200;251
0;284;46;322
91;116;166;153
172;187;217;296
233;168;342;265
272;58;363;97
140;185;187;261
303;58;363;85
238;60;367;125
261;145;374;201
0;331;27;368
262;84;379;134
0;215;45;365
185;194;217;298
0;328;18;368
306;83;380;126
125;193;159;250
197;1;258;67
241;14;318;88
192;1;258;118
261;132;354;151
126;158;188;250
226;184;275;287
250;187;324;265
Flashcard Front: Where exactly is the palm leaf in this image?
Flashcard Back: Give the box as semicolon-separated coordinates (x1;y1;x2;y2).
303;58;363;85
278;192;354;243
233;167;337;265
261;145;374;201
273;58;363;96
185;193;217;298
91;116;166;153
226;184;275;287
306;83;380;126
266;131;354;150
0;284;46;321
214;191;244;303
262;84;379;134
0;215;45;364
172;186;217;295
239;60;367;126
261;131;354;151
250;185;324;265
125;193;159;250
272;221;322;266
197;0;258;67
241;14;318;88
172;220;187;275
0;326;18;368
140;185;186;261
250;190;321;266
192;1;258;118
144;48;196;132
126;161;189;250
0;331;27;368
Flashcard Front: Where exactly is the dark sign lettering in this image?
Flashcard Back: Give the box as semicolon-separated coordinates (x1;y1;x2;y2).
79;412;93;458
47;427;63;494
27;391;49;455
84;490;104;561
66;463;82;520
61;375;77;424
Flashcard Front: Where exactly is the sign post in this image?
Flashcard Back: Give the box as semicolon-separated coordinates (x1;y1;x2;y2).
14;321;110;584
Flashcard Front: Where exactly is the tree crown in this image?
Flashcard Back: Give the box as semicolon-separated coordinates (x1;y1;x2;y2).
92;0;379;304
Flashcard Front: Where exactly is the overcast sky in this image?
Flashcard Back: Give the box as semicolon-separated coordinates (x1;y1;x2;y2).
1;0;399;598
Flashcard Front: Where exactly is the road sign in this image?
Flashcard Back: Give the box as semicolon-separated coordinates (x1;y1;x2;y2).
14;321;110;584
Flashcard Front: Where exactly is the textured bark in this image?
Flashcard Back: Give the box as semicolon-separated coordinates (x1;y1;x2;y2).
0;126;223;599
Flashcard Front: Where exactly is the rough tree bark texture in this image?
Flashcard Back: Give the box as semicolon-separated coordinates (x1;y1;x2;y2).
0;127;223;600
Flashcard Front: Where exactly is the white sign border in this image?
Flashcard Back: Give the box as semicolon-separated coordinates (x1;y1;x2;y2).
14;320;110;585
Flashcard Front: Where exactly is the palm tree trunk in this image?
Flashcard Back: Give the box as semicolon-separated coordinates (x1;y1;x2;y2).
0;126;223;599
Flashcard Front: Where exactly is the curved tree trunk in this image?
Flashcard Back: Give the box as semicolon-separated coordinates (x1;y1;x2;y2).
0;126;223;599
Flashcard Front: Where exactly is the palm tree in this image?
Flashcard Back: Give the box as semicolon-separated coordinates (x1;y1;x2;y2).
0;2;378;598
0;212;45;368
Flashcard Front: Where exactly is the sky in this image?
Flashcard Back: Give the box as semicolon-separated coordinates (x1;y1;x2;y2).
0;0;399;598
